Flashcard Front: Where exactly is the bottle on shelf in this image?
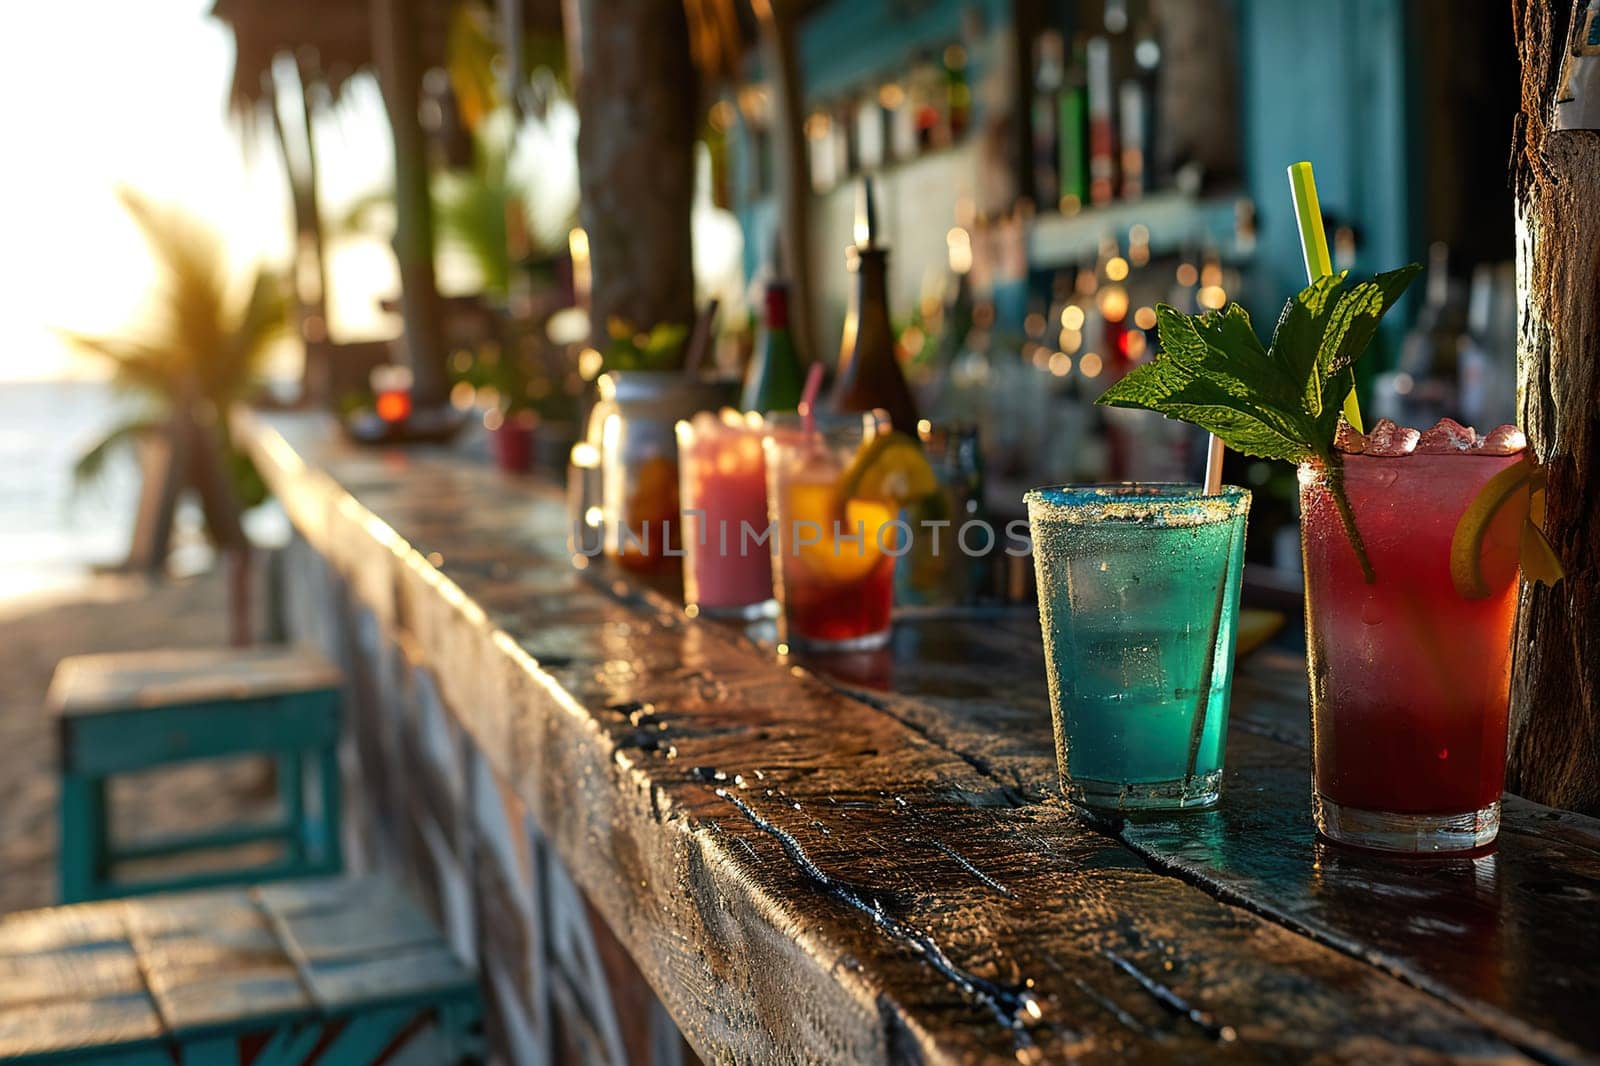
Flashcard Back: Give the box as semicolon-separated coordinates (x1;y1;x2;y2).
1058;36;1090;213
833;97;859;180
1103;0;1130;35
882;77;917;163
1085;36;1118;205
1118;78;1147;200
945;42;971;142
924;230;977;423
743;279;806;414
1031;31;1065;210
830;179;922;434
856;83;887;171
1458;262;1518;428
909;52;947;152
806;108;836;193
1380;241;1467;426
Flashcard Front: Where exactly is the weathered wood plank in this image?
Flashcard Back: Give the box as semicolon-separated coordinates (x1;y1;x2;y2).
234;410;1600;1064
48;647;340;719
831;618;1600;1065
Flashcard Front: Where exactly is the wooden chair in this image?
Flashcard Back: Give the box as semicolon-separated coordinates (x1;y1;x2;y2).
49;648;344;904
0;877;483;1064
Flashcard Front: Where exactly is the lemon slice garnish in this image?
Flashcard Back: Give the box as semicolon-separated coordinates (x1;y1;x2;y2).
1450;459;1534;600
784;481;893;582
837;431;939;504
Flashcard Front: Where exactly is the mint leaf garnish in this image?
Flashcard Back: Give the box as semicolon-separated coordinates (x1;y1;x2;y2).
1097;263;1420;581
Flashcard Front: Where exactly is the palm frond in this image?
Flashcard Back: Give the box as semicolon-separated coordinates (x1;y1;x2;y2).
116;187;231;379
207;268;288;407
72;415;165;489
446;4;503;133
59;331;181;398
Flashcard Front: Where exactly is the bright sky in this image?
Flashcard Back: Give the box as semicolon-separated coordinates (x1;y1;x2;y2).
0;1;733;384
0;0;398;382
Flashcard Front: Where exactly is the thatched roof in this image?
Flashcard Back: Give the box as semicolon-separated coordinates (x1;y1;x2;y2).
212;0;563;111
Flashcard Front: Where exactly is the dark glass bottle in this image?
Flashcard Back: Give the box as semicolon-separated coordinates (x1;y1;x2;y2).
830;183;922;433
742;281;806;414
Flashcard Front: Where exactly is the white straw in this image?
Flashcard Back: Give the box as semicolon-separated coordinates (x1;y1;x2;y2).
1203;433;1225;496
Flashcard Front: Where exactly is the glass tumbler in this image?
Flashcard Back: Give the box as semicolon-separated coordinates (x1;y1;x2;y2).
764;412;897;652
1026;484;1251;811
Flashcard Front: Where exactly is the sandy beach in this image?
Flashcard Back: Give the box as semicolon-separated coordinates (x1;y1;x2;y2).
0;566;277;912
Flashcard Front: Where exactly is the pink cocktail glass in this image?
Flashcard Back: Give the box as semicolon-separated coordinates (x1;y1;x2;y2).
676;410;775;619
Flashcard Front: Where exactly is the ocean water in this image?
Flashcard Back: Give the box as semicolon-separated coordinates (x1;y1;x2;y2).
0;380;292;608
0;380;142;604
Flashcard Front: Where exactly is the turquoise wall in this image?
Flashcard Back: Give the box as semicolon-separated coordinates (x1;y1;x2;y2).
1238;0;1417;368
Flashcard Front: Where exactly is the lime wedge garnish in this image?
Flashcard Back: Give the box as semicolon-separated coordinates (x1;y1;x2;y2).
837;431;939;505
1450;459;1534;600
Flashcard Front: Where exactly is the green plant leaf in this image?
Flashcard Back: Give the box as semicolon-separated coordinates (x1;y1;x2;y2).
1099;358;1310;462
1097;265;1420;463
1323;263;1422;374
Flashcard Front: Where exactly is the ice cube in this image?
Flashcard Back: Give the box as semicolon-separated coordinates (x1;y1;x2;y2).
1416;417;1479;453
1479;424;1528;455
1363;418;1420;456
1120;641;1167;694
1334;421;1367;455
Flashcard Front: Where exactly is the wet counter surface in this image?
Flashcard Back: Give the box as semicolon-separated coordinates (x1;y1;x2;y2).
239;411;1600;1065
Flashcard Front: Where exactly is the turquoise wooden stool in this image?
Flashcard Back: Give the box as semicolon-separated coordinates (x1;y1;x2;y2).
0;877;483;1064
49;648;344;904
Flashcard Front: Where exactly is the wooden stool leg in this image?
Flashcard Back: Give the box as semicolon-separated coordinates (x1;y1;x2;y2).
316;742;344;874
59;772;108;903
279;750;307;869
438;999;485;1062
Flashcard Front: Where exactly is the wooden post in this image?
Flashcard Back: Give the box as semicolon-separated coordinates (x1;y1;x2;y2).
296;56;331;340
266;64;331;353
498;0;525;114
751;0;817;366
1508;0;1600;812
372;0;451;408
571;0;698;338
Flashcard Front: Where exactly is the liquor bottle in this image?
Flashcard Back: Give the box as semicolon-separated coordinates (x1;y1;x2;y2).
856;83;887;171
1085;36;1117;205
1058;37;1089;213
1032;31;1065;211
807;108;835;193
883;78;917;163
945;42;971;142
834;97;859;179
910;52;947;151
742;280;806;414
1118;78;1147;200
925;250;976;424
830;180;922;433
1385;242;1467;425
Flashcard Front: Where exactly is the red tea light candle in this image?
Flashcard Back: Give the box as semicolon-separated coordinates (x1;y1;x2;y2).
371;365;414;423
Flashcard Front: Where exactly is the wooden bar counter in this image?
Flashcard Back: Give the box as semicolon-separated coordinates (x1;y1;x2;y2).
238;410;1600;1065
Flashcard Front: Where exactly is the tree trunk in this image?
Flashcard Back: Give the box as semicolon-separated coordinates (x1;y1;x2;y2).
1507;0;1600;812
572;0;698;340
373;0;451;408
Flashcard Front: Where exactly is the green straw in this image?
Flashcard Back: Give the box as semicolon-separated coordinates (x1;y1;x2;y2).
1288;161;1362;431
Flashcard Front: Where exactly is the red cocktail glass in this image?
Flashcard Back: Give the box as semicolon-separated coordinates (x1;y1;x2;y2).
764;412;897;652
1299;418;1528;854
